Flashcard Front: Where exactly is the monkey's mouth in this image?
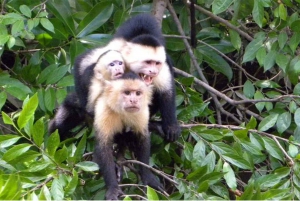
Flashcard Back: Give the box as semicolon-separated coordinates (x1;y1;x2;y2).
114;73;123;79
139;73;154;85
125;107;140;113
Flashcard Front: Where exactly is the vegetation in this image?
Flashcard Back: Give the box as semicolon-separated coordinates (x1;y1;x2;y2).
1;0;300;200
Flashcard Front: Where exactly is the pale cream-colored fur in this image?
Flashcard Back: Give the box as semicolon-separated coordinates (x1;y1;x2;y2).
86;51;124;113
94;79;152;145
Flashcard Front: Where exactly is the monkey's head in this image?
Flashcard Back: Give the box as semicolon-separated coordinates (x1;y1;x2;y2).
103;72;153;114
94;50;125;80
120;39;166;86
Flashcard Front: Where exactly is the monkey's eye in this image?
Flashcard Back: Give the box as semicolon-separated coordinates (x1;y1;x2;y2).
145;60;152;64
124;90;131;95
109;62;115;66
156;61;161;65
136;91;142;96
119;61;123;65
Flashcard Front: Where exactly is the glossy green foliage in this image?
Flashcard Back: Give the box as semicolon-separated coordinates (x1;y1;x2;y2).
1;0;300;200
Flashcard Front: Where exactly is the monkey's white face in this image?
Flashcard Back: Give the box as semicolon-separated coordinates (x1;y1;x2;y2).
122;89;143;113
130;60;162;85
107;60;125;79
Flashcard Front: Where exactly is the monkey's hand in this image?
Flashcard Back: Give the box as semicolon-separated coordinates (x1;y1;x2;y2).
105;186;124;200
162;123;181;142
142;173;165;193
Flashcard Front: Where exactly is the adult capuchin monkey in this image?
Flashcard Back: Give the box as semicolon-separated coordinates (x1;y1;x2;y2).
48;50;126;136
93;71;163;200
49;13;181;142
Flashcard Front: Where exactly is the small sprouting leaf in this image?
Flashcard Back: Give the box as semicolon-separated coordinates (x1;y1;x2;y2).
246;116;257;129
17;93;38;129
40;18;55;33
258;113;279;131
2;112;14;126
20;5;31;18
229;29;241;50
288;144;298;157
223;162;237;190
75;161;99;172
147;186;159;200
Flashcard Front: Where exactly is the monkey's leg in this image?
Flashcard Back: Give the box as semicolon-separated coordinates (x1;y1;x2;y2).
94;142;124;200
132;135;164;192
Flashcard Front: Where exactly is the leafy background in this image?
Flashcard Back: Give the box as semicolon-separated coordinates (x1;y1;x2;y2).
1;0;300;200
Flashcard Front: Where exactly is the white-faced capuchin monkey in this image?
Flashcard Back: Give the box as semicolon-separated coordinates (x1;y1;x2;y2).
49;13;181;142
93;71;163;200
48;50;126;136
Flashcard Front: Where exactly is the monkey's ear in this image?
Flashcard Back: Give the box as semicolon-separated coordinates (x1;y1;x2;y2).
95;71;103;80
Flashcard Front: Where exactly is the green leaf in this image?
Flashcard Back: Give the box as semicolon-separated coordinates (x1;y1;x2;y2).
44;88;56;113
243;80;255;98
239;182;254;200
212;0;234;14
0;174;21;200
11;20;24;35
39;186;51;201
289;33;300;53
46;65;69;84
278;32;288;49
276;112;291;134
0;91;7;111
75;161;99;172
73;134;87;163
243;32;265;63
263;50;277;72
54;146;68;163
0;135;21;148
229;29;241;50
46;131;60;156
199;129;223;141
223;162;237;190
46;0;75;36
40;18;55;33
278;4;287;20
7;36;15;49
2;112;14;126
50;178;64;200
275;53;289;72
254;90;265;113
258;113;279;131
252;0;264;28
65;170;78;196
187;166;207;181
246;116;257;129
20;5;31;18
56;75;74;87
32;117;45;147
222;153;252;169
2;143;32;162
17;93;38;129
147;186;159;200
262;137;284;161
77;3;114;37
197;180;209;193
288;144;298;157
256;47;266;66
295;108;300;127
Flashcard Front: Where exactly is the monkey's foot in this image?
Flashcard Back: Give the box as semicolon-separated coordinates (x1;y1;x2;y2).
105;186;124;200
